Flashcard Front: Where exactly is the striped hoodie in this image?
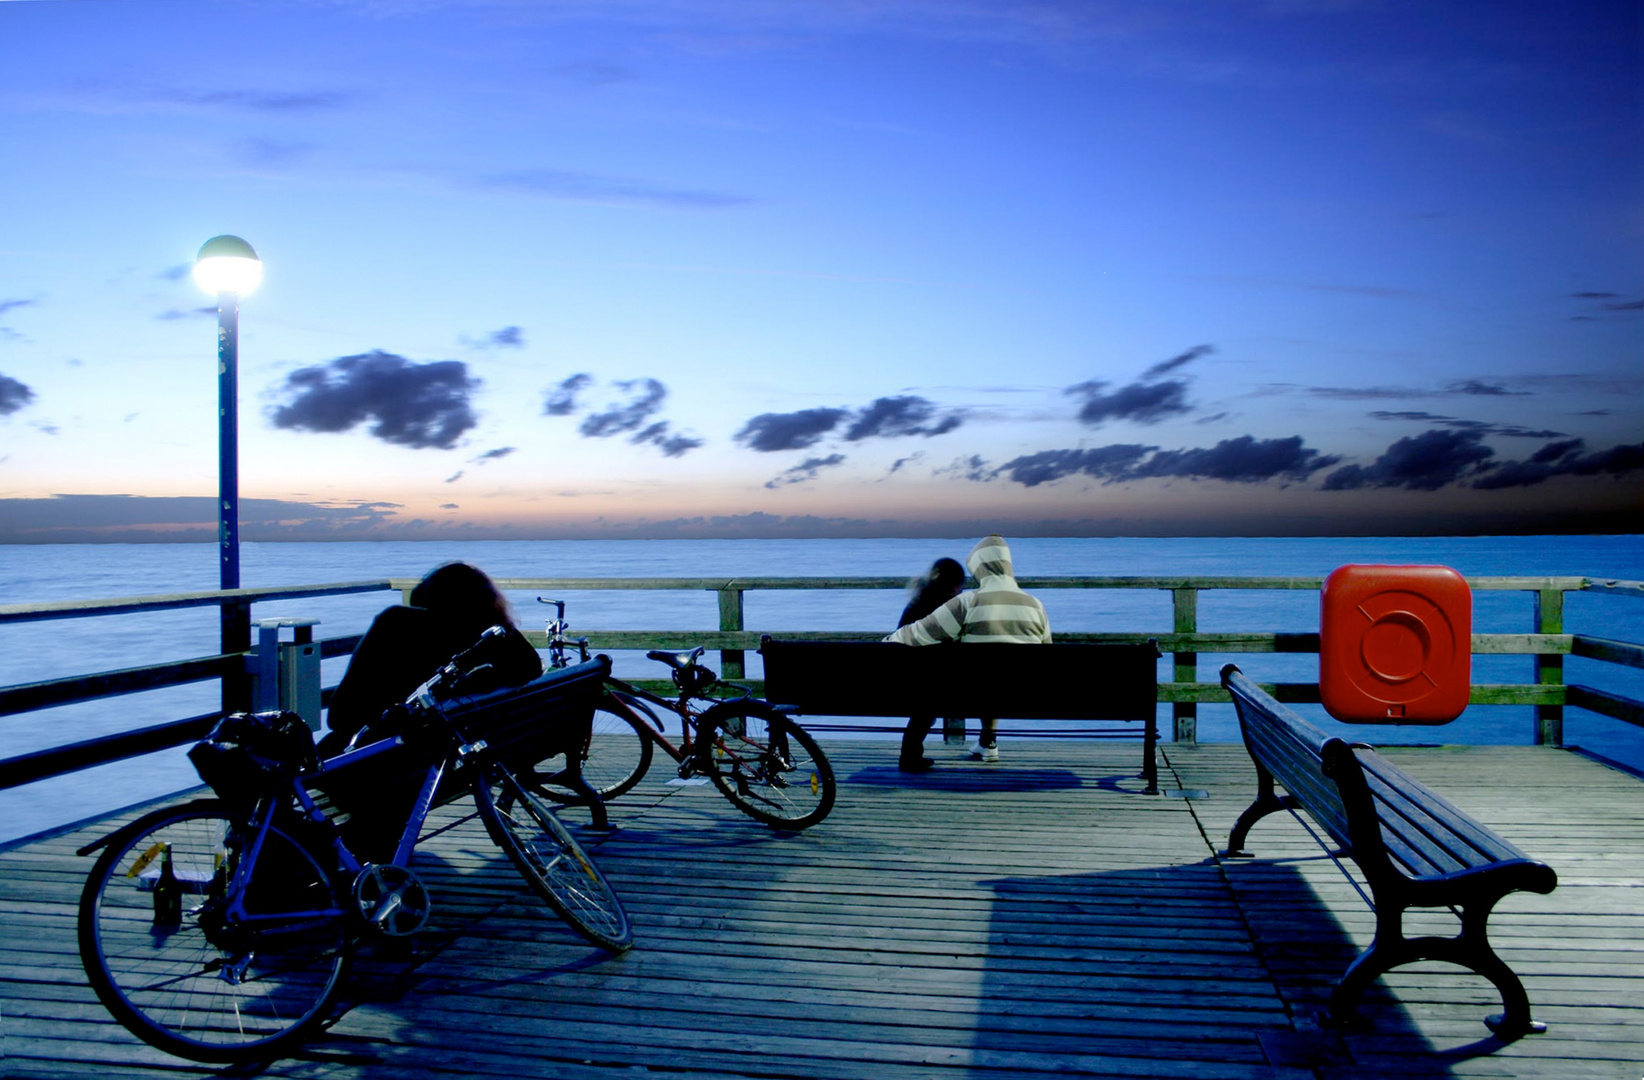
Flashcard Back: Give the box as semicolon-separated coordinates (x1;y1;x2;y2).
884;535;1051;646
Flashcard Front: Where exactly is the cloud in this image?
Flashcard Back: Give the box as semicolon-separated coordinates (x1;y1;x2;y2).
629;422;705;458
735;407;849;451
1570;291;1644;317
0;299;36;317
1367;410;1567;438
477;169;754;210
1472;439;1644;489
933;454;993;482
1066;378;1193;426
445;471;465;483
543;373;592;416
0;494;402;542
474;447;516;463
843;395;963;440
579;378;666;437
466;326;525;350
1445;379;1529;397
1129;435;1342;483
996;444;1157;487
765;454;846;488
0;373;36;416
270;350;480;450
1323;429;1495;491
995;436;1337;487
154;88;351;113
1141;344;1214;379
155;306;219;321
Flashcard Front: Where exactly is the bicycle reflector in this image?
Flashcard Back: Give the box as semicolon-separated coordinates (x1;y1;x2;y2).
1319;564;1472;724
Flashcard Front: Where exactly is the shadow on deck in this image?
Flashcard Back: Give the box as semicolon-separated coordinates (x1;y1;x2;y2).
0;741;1639;1079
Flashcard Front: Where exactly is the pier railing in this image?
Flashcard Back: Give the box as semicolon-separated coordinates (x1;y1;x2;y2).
3;574;1641;791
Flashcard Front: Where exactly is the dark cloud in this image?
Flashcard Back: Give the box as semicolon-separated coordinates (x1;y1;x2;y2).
1472;439;1644;489
1066;378;1192;426
0;299;36;317
0;494;402;543
735;408;849;452
630;421;705;458
1129;436;1342;483
440;503;459;510
1445;379;1529;397
995;445;1157;487
479;169;754;210
765;454;846;489
270;350;480;450
467;326;524;349
157;264;191;282
0;373;35;416
543;373;592;416
844;395;963;440
1142;344;1214;379
1323;430;1495;491
474;447;516;463
445;471;465;484
156;306;218;321
579;378;665;437
1367;410;1567;439
995;436;1336;488
1570;290;1643;316
934;455;993;482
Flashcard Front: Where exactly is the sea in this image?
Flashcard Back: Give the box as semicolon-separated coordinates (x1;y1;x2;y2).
3;535;1641;846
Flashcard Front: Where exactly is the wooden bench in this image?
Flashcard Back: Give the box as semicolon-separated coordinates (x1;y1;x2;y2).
1219;663;1558;1036
760;638;1161;793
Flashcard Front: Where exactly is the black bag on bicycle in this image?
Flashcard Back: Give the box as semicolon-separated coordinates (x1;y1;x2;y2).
188;710;319;808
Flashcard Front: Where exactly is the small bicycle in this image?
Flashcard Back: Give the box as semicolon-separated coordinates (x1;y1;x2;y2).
528;598;836;830
75;628;631;1064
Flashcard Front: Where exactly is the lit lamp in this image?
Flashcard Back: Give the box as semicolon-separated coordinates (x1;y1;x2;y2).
194;235;262;707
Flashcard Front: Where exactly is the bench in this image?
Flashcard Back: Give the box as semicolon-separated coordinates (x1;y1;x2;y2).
1219;663;1558;1036
760;638;1161;793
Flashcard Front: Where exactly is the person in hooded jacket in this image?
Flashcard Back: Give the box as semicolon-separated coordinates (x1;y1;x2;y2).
884;535;1051;761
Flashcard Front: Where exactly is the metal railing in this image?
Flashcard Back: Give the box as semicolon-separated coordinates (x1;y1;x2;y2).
2;574;1641;790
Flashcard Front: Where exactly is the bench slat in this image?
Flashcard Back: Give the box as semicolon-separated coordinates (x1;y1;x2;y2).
1357;748;1532;877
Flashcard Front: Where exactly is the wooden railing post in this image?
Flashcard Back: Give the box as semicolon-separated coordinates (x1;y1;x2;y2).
1534;588;1564;746
718;586;746;680
1173;587;1197;745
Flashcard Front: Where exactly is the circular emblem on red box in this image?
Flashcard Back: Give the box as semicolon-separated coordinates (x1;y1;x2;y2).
1320;565;1471;723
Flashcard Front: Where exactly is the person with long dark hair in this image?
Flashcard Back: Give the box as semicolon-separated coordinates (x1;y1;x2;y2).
895;556;965;772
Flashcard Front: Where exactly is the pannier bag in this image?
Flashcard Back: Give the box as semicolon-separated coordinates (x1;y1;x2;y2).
189;710;319;807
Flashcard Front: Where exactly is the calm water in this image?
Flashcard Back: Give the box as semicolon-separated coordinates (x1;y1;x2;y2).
2;535;1641;844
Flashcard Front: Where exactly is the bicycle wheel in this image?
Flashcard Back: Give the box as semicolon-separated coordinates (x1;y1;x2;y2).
78;800;350;1063
475;765;633;952
534;696;655;804
697;701;837;830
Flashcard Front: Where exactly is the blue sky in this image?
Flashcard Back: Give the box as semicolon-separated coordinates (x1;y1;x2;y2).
0;0;1639;541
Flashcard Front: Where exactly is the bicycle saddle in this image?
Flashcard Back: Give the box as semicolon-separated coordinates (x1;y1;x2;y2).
646;646;705;670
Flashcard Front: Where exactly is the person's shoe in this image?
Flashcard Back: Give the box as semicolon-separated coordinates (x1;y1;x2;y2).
898;756;936;773
968;741;999;763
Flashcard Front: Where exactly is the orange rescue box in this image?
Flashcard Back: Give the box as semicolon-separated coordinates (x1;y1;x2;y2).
1320;564;1471;724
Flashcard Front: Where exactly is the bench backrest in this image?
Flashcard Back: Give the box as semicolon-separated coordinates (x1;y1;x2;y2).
761;638;1157;720
1222;664;1536;885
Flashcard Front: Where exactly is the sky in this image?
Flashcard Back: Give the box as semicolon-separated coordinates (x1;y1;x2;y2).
0;0;1640;542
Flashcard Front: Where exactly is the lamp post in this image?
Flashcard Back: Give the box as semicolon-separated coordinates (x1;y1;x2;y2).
193;235;262;710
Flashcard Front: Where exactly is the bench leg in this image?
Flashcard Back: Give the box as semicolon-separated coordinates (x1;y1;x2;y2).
1141;715;1158;795
1221;777;1296;857
1328;898;1544;1038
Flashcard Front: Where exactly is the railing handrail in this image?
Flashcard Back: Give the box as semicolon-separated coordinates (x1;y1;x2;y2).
0;580;395;624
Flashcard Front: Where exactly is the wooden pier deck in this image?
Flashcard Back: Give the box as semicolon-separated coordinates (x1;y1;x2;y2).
1;740;1640;1079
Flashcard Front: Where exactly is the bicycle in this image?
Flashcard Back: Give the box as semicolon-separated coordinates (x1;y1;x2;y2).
75;628;631;1064
528;598;836;830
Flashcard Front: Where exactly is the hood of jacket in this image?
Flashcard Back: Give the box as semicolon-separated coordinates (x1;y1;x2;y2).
967;535;1014;584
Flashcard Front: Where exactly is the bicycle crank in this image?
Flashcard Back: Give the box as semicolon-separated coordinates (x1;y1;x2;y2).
353;864;432;937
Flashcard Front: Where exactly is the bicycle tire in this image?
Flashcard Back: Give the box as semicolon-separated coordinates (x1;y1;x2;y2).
476;765;633;952
697;701;837;830
78;800;350;1063
535;696;655;805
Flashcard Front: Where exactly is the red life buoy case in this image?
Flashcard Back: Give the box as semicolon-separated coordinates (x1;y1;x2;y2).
1320;564;1471;724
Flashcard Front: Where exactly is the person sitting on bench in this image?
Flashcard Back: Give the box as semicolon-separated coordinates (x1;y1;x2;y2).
893;556;965;772
884;535;1051;762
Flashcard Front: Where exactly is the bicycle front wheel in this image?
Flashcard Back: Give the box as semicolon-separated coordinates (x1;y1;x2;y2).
697;702;836;830
476;765;633;952
78;800;350;1063
535;696;655;805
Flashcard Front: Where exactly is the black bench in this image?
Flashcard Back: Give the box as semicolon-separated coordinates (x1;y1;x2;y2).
760;638;1161;793
1220;663;1558;1036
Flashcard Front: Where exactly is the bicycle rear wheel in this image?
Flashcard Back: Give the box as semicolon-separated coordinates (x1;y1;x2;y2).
534;696;654;804
476;765;633;952
78;800;350;1063
697;702;836;830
